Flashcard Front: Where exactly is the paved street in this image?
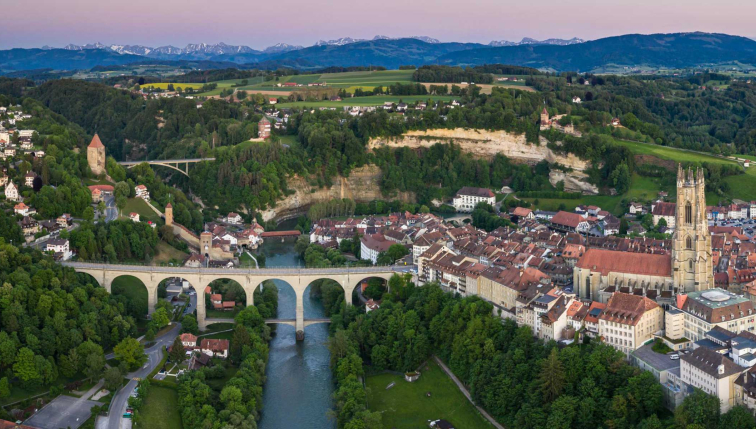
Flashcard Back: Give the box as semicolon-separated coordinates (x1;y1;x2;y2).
104;323;182;429
103;195;118;223
25;381;104;429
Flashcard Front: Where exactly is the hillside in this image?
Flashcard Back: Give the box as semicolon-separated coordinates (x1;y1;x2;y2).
438;32;756;71
0;48;144;71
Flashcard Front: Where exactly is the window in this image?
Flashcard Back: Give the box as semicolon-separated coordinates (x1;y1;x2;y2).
689;260;693;270
686;236;692;249
685;202;692;225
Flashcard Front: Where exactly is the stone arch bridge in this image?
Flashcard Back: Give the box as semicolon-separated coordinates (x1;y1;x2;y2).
62;262;397;340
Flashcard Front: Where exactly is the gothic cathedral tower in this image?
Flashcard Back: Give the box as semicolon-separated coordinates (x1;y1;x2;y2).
672;164;713;293
87;134;106;176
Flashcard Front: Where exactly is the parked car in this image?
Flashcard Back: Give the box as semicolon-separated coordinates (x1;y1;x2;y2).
669;354;679;360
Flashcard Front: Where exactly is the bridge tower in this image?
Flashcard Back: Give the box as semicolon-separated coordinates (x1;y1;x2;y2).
165;202;173;227
87;134;106;176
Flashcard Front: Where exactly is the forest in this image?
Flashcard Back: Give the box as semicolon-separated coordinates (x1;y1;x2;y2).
324;275;756;429
0;240;140;410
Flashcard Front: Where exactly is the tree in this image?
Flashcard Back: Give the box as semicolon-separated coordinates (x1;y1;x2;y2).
13;348;41;388
675;389;720;429
0;377;10;398
104;367;123;390
718;405;755;429
386;244;409;263
151;308;171;330
83;207;95;223
181;315;199;335
85;352;105;381
114;338;147;370
540;348;564;403
169;337;186;364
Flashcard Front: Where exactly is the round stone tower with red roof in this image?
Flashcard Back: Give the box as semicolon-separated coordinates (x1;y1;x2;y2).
87;134;106;176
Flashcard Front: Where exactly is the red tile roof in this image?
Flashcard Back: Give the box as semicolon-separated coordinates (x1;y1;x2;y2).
88;133;105;149
600;292;659;326
576;248;672;277
551;211;586;228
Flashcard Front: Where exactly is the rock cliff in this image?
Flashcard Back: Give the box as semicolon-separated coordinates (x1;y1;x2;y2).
368;128;591;171
261;165;413;222
549;170;599;195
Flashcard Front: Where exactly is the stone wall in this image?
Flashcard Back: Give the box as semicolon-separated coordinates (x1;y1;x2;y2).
261;165;414;222
368;128;590;171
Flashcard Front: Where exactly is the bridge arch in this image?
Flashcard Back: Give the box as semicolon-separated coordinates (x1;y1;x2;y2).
110;274;150;318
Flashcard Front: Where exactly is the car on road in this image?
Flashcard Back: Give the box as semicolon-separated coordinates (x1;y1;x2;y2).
123;413;132;419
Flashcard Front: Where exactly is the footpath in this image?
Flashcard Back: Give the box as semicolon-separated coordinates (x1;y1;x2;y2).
432;356;505;429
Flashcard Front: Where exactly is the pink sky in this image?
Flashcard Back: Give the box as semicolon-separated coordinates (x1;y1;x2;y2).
2;0;755;49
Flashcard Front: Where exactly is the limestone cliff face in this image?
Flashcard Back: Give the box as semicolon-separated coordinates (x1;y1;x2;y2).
368;128;591;171
261;165;413;222
549;170;599;195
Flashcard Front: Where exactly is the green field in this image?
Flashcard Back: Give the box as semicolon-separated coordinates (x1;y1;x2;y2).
276;94;456;108
143;82;206;91
523;174;668;215
366;360;495;429
140;386;182;429
612;138;736;166
120;197;162;224
153;242;189;265
111;275;148;316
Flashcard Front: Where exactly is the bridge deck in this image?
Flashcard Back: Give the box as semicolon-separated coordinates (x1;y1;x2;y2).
62;262;400;276
260;230;301;237
117;158;215;165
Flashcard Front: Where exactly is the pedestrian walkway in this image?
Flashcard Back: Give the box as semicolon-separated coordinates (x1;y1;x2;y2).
432;356;505;429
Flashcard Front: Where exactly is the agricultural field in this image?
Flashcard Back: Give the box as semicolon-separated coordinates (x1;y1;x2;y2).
275;94;457;108
612;138;736;166
366;359;495;429
141;82;206;91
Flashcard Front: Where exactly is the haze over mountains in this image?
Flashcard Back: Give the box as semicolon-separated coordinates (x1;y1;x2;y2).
5;32;756;73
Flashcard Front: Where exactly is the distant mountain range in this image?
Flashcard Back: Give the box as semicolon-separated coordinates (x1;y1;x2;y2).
488;37;585;47
5;32;756;73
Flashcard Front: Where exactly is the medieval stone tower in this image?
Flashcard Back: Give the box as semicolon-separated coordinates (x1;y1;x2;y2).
200;232;212;259
164;202;173;227
87;134;106;176
672;164;713;293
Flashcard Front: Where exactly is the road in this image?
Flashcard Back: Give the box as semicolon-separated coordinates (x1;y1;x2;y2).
103;195;118;223
104;323;182;429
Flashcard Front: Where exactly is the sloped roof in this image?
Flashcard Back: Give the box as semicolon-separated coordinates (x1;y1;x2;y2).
576;248;671;277
88;134;105;149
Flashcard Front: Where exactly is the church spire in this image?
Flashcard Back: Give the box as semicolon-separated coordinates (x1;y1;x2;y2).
677;163;684;186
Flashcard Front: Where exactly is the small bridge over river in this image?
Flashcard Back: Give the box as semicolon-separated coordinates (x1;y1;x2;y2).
210;318;331;328
62;262;397;340
117;158;215;177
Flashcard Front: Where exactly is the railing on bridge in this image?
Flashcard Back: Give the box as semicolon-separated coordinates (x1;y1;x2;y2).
61;261;407;275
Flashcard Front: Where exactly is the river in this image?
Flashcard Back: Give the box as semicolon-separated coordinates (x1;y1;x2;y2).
255;229;336;429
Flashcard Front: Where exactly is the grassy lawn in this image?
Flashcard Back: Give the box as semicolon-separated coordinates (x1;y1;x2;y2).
203;322;234;331
521;174;667;215
153;242;188;265
366;360;495;429
612;138;737;166
276;94;456;108
205;367;239;391
201;330;234;340
140;386;182;429
120;197;162;224
111;275;148;316
206;308;241;319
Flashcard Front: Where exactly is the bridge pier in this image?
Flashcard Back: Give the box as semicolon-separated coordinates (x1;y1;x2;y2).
147;283;158;315
197;289;208;331
295;279;305;341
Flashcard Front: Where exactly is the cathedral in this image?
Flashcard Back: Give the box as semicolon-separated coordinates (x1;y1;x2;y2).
573;164;713;301
671;165;713;293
